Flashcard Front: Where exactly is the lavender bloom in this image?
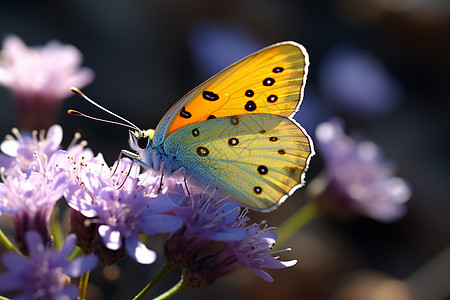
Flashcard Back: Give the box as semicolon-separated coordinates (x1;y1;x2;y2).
64;155;183;264
54;151;122;258
0;230;97;300
164;185;246;268
183;216;296;287
0;124;92;173
0;150;68;253
227;223;297;282
0;124;91;253
0;35;94;130
0;124;62;172
312;118;411;222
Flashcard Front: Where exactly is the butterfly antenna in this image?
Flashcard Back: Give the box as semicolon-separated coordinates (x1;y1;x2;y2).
67;110;138;130
69;87;141;131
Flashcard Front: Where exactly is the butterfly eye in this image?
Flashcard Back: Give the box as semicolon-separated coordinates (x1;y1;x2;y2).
137;136;149;149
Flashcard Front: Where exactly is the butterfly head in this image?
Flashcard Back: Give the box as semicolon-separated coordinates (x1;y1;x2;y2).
129;129;155;153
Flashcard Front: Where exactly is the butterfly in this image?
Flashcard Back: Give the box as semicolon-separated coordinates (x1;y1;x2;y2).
126;41;314;211
70;41;313;211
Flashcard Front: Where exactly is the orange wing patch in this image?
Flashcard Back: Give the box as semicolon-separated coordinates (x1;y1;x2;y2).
161;42;309;136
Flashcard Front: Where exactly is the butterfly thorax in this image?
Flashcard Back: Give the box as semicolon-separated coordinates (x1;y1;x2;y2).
129;129;182;174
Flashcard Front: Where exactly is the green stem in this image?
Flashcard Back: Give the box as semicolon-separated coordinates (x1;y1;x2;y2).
51;215;64;250
152;278;187;300
0;295;11;300
78;270;90;300
0;228;20;254
275;201;318;249
68;245;82;261
132;262;175;300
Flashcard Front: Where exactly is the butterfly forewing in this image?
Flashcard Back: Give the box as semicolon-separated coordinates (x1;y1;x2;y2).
163;113;313;211
154;41;309;145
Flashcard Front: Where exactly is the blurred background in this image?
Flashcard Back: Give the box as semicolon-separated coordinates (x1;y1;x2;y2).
0;0;449;299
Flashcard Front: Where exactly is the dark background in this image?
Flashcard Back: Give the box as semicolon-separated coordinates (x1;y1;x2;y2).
0;1;449;299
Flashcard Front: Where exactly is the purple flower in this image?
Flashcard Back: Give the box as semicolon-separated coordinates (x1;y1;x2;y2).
164;186;246;268
64;156;183;264
0;124;62;172
182;216;297;287
0;230;97;300
0;34;94;130
0;124;92;253
0;150;68;253
228;223;296;282
312;118;411;222
0;124;92;173
52;150;122;258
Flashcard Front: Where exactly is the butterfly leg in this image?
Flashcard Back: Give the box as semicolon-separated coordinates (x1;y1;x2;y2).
111;149;140;176
157;159;165;194
113;149;151;189
182;169;191;196
110;150;123;177
111;150;132;188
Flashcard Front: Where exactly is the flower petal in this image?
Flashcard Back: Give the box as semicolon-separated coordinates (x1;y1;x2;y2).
25;230;45;257
262;231;277;246
263;258;298;269
66;255;97;277
1;252;29;272
59;234;76;259
98;225;122;250
205;228;247;242
125;235;156;264
140;214;183;235
58;285;79;300
0;273;25;290
251;269;274;283
45;125;63;151
0;139;19;157
220;201;241;223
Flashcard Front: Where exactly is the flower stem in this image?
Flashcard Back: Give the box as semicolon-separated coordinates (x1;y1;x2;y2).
51;215;64;250
0;228;20;254
68;245;82;261
152;278;187;300
132;262;175;300
0;296;11;300
78;270;90;300
274;201;318;249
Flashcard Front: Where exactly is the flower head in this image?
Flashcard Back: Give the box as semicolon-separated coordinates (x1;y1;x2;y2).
65;156;183;264
0;34;94;130
312;118;411;222
228;222;297;282
182;215;296;287
164;186;246;268
0;150;68;253
0;230;97;300
0;124;91;173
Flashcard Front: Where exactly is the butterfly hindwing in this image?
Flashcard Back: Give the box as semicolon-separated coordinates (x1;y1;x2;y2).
153;41;309;145
163;113;313;211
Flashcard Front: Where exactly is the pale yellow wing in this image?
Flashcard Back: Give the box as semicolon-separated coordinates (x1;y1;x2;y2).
163;113;314;211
